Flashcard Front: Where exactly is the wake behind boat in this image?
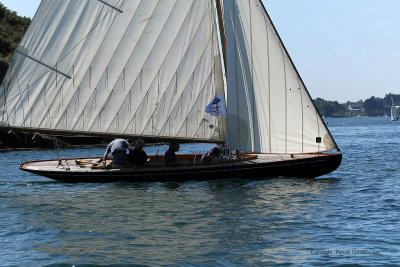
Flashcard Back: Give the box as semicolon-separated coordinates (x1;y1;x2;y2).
2;0;341;182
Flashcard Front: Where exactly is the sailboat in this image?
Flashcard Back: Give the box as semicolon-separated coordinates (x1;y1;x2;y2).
0;0;341;183
391;97;399;121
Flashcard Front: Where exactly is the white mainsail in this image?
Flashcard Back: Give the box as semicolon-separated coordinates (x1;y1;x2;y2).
0;0;225;142
0;0;338;155
222;0;337;153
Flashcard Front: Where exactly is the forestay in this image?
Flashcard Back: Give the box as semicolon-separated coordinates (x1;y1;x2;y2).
0;0;225;142
223;0;337;153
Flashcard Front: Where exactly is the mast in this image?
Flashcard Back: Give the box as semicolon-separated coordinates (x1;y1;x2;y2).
215;0;227;71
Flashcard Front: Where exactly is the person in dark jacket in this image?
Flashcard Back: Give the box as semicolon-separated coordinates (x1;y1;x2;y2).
127;139;148;166
164;141;180;165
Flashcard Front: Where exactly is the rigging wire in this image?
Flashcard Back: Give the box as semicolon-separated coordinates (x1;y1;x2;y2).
54;137;70;171
2;0;124;107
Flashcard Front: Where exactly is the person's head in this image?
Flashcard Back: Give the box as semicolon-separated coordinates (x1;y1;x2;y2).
210;145;222;156
135;139;145;150
169;141;180;152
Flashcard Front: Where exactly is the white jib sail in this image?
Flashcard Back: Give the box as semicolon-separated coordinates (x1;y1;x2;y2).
223;0;337;153
0;0;225;142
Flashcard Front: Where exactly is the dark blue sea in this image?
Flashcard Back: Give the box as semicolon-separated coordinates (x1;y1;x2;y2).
1;117;399;266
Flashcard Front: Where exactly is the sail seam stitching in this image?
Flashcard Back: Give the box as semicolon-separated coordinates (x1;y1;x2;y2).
53;0;125;130
119;1;212;135
141;4;216;138
13;0;75;128
145;4;216;138
105;0;186;134
98;0;189;134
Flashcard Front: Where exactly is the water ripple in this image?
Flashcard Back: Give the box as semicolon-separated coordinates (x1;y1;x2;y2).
0;118;399;265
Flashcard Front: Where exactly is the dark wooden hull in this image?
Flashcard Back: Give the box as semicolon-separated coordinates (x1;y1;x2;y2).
20;153;342;183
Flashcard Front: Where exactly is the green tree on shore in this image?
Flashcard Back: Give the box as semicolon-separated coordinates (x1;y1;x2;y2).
363;97;384;117
0;2;31;63
314;98;347;117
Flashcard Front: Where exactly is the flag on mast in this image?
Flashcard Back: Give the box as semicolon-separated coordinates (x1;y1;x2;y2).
205;94;226;116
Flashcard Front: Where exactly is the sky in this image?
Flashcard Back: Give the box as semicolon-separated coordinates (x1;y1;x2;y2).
1;0;400;103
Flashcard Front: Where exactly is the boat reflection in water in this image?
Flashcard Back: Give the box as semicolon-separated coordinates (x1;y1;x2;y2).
16;177;338;265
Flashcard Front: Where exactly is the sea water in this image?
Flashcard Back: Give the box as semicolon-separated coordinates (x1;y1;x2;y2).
0;117;399;266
